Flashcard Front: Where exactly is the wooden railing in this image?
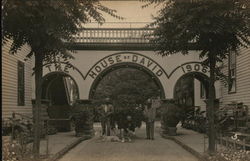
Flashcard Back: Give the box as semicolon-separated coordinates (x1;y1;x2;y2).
73;28;154;44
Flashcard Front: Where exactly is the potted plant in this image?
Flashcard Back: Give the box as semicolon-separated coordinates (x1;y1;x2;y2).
71;100;94;137
160;99;183;136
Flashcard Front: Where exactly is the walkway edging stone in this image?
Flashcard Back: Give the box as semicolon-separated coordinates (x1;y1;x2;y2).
161;133;209;161
46;135;92;161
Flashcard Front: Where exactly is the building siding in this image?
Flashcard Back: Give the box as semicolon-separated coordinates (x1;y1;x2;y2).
194;79;207;112
2;39;33;119
220;48;250;108
2;38;249;118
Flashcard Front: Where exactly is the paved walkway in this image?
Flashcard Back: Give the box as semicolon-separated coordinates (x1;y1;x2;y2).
173;124;225;155
58;122;199;161
40;131;79;157
174;124;208;154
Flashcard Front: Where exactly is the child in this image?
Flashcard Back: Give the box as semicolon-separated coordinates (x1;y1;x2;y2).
118;115;135;142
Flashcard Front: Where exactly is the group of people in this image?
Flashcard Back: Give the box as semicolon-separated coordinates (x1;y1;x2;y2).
98;97;160;142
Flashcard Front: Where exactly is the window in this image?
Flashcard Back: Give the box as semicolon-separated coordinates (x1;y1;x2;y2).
200;83;206;99
228;52;236;93
17;61;25;105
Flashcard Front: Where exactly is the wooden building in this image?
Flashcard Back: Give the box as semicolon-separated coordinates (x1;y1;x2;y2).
2;39;33;120
193;48;250;115
220;48;250;108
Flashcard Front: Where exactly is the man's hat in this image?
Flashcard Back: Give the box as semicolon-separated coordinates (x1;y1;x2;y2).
104;97;111;104
127;115;132;121
147;98;152;104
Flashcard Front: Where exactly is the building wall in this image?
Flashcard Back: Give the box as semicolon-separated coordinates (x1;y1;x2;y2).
194;79;207;111
38;50;211;100
194;78;222;113
2;39;33;119
220;48;250;108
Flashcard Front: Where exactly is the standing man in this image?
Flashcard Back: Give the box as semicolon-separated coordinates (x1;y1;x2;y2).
99;98;114;136
144;98;157;140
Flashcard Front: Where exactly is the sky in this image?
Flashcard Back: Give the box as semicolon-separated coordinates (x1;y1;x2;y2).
84;0;162;28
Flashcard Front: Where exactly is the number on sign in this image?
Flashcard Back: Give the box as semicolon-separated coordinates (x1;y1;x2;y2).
186;65;192;72
194;64;200;71
202;66;208;73
184;63;208;74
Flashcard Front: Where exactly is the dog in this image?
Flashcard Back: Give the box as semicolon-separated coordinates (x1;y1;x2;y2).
101;135;121;142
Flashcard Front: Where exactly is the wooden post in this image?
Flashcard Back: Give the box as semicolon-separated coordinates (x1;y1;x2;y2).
204;134;206;152
11;112;15;141
215;138;217;151
220;133;222;146
44;120;49;158
243;138;246;151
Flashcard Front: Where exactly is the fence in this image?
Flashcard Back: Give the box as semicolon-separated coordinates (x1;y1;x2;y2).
73;28;154;44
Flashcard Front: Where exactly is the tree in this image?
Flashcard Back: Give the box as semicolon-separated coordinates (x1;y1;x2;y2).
93;68;160;107
142;0;250;154
2;0;120;158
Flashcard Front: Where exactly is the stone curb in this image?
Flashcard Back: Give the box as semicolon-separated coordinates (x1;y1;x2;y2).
161;133;209;161
46;135;92;161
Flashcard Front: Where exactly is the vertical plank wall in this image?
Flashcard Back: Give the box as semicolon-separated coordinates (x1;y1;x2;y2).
220;48;250;108
2;39;33;119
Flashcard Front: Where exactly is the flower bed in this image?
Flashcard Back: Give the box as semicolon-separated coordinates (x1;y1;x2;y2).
3;136;34;161
207;149;250;161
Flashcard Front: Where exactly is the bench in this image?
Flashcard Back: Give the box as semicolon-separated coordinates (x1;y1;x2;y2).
223;102;248;129
48;118;72;132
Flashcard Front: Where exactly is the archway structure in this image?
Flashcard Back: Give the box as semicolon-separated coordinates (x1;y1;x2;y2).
88;62;166;99
41;71;79;104
168;62;210;99
32;51;218;101
32;61;85;99
173;71;210;107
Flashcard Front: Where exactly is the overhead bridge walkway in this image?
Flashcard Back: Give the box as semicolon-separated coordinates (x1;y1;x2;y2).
69;22;155;50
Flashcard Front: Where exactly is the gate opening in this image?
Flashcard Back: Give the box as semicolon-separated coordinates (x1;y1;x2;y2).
91;67;162;107
41;72;79;131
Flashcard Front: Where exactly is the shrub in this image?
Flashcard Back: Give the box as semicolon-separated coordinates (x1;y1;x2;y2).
161;102;183;127
71;101;94;136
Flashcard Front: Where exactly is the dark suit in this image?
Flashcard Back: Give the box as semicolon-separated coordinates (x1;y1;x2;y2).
99;104;114;136
144;104;156;139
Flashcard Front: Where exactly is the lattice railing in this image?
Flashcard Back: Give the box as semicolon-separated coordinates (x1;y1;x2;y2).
73;28;154;44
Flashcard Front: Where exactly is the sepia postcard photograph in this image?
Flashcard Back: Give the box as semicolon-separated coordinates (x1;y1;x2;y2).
2;0;250;161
